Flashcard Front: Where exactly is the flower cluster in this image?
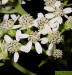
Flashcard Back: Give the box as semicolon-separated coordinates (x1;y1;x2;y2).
0;0;72;63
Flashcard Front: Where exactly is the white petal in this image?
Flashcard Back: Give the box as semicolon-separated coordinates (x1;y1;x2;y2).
20;34;29;39
63;8;72;14
44;6;55;12
2;0;8;4
20;41;32;53
4;35;13;44
39;24;52;35
12;25;22;29
50;22;59;31
40;38;48;44
16;30;21;41
45;13;55;19
3;14;9;20
11;14;20;22
14;52;19;63
33;20;38;27
46;43;53;56
54;1;61;8
35;42;42;54
37;13;44;19
49;16;63;25
48;43;54;50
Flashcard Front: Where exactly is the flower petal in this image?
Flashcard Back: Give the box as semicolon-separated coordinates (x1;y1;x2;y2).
44;6;55;12
49;16;63;25
3;14;9;20
35;42;42;54
14;52;19;63
10;14;20;22
16;30;22;41
4;35;13;44
54;1;61;8
63;8;72;14
40;38;48;44
12;25;22;29
37;13;44;19
45;13;55;19
20;34;29;39
46;43;54;56
20;41;32;53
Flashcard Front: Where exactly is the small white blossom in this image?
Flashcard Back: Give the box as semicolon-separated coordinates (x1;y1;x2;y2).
41;31;63;44
46;43;63;59
52;49;63;59
20;31;42;54
4;33;29;62
44;0;72;24
17;14;34;30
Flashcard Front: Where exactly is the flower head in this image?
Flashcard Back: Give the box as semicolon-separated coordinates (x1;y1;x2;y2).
48;31;63;44
19;14;34;30
46;43;63;59
52;49;63;59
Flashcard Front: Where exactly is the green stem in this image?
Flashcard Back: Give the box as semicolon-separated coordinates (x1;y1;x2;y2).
12;62;37;75
65;3;72;6
15;5;27;15
0;0;27;15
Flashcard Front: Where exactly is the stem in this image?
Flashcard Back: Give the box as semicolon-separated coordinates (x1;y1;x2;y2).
0;0;27;15
12;62;37;75
65;3;72;6
15;5;27;15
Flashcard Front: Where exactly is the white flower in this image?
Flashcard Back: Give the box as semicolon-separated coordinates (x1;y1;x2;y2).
33;13;52;35
46;43;63;59
4;31;29;62
2;0;8;5
41;31;63;44
14;14;34;30
44;1;72;23
20;31;42;54
16;30;29;41
52;49;63;59
0;14;20;33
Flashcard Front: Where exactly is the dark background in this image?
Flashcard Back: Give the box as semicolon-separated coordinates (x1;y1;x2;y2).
0;0;72;75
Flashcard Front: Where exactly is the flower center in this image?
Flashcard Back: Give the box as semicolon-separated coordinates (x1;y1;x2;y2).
28;32;40;43
7;40;21;53
48;31;63;44
37;17;49;30
52;49;63;59
0;19;14;32
19;14;34;29
44;0;56;6
54;7;63;17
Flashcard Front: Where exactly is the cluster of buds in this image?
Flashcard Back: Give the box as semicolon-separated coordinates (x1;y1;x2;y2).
0;0;72;63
